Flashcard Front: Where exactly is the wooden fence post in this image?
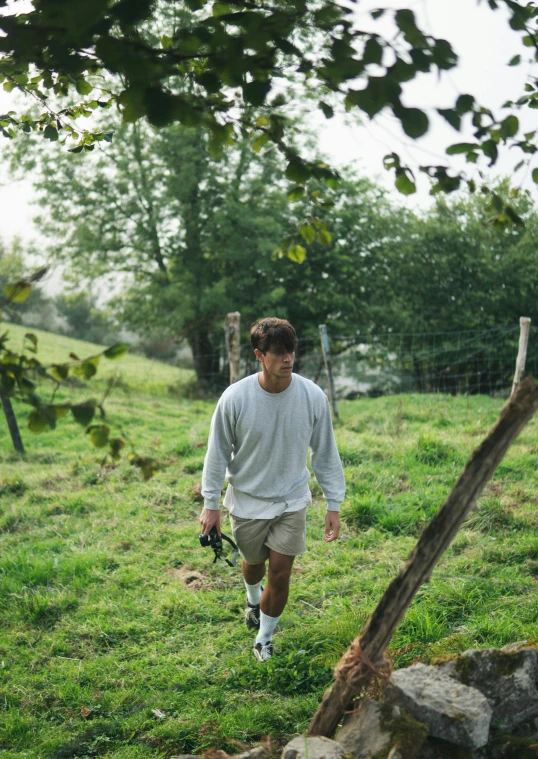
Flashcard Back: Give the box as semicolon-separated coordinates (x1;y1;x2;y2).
511;317;531;397
308;377;538;738
0;393;25;454
319;324;339;421
225;312;241;385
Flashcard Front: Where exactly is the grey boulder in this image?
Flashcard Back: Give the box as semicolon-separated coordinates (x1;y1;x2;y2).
384;662;492;749
435;644;538;732
337;698;428;759
282;736;346;759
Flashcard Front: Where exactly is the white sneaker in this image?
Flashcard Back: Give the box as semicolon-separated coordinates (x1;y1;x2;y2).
253;641;274;662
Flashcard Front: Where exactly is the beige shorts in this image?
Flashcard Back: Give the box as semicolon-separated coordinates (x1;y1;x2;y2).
229;508;307;565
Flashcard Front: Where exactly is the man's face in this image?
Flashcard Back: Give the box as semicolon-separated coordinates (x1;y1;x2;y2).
255;347;295;379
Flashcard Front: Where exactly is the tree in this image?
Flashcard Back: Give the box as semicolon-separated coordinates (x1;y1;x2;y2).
1;0;537;238
350;181;538;393
55;291;120;344
29;121;295;385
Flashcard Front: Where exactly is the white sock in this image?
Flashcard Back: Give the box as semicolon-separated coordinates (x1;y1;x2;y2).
255;611;281;645
244;579;263;606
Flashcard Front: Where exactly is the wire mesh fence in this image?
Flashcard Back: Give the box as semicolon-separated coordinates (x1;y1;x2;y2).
188;323;534;398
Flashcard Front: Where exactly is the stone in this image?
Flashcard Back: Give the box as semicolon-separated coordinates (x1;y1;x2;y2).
336;698;428;759
235;749;273;759
435;644;538;732
282;736;346;759
384;663;492;749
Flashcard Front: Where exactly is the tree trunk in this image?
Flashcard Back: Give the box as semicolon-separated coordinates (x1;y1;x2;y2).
0;393;25;454
308;377;538;738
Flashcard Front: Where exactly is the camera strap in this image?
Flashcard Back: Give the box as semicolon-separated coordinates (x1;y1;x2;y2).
215;532;239;567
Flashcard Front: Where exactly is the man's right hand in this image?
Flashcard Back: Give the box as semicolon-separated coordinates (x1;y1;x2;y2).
199;508;221;536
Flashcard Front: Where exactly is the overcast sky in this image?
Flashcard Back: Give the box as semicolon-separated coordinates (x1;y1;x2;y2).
0;0;534;249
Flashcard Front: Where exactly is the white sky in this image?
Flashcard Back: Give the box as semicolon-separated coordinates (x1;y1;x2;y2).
0;0;535;254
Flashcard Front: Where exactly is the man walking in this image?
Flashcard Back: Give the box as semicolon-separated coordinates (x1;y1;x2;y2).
199;317;345;661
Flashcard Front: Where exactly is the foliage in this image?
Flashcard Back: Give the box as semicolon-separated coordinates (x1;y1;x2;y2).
1;0;538;228
55;291;121;345
0;237;50;320
26;122;298;385
0;278;156;475
2;390;538;756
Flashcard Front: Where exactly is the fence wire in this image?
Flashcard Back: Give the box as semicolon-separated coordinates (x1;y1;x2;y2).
190;324;534;398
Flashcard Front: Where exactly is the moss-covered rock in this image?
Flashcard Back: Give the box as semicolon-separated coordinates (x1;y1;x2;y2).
336;698;427;759
434;644;538;732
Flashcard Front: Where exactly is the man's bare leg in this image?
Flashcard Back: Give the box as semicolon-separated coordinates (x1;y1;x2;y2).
261;549;294;618
242;559;265;586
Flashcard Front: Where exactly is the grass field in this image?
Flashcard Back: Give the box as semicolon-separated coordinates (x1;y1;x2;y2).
1;326;538;758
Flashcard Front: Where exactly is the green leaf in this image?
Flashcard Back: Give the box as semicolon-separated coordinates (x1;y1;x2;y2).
24;333;38;351
500;115;519;139
51;364;69;381
103;343;128;360
43;125;59;141
317;228;332;245
243;80;271;107
4;281;31;303
508;54;521;66
298;223;316;245
71;402;96;427
51;404;70;420
160;35;174;49
109;437;125;461
0;371;15;394
532;168;538;184
285;160;311;184
446;142;479;155
287;186;306;202
75;78;93;96
395;106;429;139
319;101;334;119
130;455;159;480
252;134;269;153
3;81;16;93
28;410;51;434
455;94;475;114
213;2;232;16
437;108;461;131
363;37;383;66
86;424;110;448
395;169;416;195
287;245;307;263
80;357;100;378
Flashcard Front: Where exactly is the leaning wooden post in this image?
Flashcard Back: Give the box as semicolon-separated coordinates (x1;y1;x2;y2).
511;317;531;397
225;312;241;385
308;377;538;738
319;324;339;421
0;393;25;454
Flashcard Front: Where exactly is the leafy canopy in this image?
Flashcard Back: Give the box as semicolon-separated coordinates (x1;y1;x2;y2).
1;0;538;212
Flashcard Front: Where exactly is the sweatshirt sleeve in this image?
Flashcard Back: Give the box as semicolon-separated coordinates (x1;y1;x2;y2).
310;395;346;511
201;396;235;510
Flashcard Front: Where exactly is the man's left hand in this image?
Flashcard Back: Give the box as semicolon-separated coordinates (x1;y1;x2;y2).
324;511;340;542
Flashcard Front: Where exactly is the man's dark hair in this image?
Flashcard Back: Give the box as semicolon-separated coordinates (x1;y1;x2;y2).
250;317;298;354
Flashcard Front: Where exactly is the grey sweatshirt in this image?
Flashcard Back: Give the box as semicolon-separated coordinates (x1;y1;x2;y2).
201;373;345;512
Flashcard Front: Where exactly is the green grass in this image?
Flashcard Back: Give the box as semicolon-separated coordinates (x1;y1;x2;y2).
3;322;195;396
1;331;538;757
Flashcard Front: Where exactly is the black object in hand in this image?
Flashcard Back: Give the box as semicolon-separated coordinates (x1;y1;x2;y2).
199;526;238;567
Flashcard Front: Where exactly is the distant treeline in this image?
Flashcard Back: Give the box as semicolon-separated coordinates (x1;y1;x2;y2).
5;121;538;387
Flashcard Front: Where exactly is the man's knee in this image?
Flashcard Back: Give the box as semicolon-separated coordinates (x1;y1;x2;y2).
268;562;293;591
